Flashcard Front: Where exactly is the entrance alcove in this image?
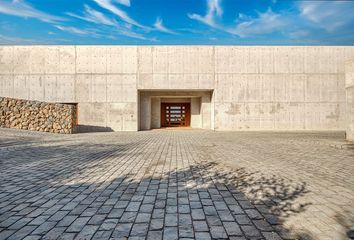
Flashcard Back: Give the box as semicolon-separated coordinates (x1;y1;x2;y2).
138;90;214;130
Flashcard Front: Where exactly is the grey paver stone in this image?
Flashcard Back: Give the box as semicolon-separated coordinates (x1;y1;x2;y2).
66;217;90;232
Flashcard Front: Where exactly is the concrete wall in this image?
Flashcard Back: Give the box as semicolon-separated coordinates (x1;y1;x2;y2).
1;46;354;131
346;60;354;141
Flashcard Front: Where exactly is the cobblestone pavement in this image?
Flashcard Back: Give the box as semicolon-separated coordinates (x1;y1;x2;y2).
0;128;353;240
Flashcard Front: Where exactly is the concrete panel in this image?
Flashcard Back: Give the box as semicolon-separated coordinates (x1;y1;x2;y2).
0;46;14;74
337;75;346;103
107;75;123;102
246;75;261;102
304;103;321;130
44;75;57;102
183;74;199;89
289;75;306;102
259;103;275;130
234;47;248;73
305;75;322;102
223;103;246;130
259;47;274;73
151;98;161;129
76;74;92;102
106;47;122;73
91;75;107;102
183;47;199;73
198;47;214;73
191;97;201;128
168;46;184;74
107;102;138;131
345;60;354;140
320;75;341;103
199;74;214;89
260;75;274;102
121;47;137;73
214;103;231;130
243;103;261;129
92;47;107;73
289;47;305;73
122;75;137;102
215;74;233;103
59;46;76;74
169;74;184;89
139;94;151;130
30;47;46;74
13;75;29;100
0;75;14;98
138;47;153;74
273;103;290;130
318;47;334;74
231;74;247;102
28;75;44;101
288;103;305;129
137;74;153;89
56;75;75;102
122;102;138;131
304;47;321;74
346;86;354;140
153;74;169;89
76;46;92;73
45;46;60;74
246;48;259;73
321;103;342;129
201;95;211;129
106;46;137;73
13;46;31;74
274;47;291;74
273;75;289;102
107;103;123;131
78;103;107;129
215;47;230;73
153;46;169;74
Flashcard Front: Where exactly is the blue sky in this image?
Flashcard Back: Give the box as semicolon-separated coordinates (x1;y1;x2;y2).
0;0;354;45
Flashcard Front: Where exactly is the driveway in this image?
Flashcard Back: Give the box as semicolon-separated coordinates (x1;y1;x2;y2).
0;129;353;240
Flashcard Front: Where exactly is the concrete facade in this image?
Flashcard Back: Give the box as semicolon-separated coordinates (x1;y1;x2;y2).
1;46;354;133
346;60;354;141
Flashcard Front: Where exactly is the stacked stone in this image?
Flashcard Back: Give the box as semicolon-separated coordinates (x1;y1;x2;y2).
0;97;77;134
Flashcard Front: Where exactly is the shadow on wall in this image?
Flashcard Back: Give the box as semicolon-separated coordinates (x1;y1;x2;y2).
0;139;317;240
76;125;114;133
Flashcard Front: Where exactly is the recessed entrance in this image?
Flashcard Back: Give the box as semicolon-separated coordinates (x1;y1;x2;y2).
138;90;213;130
161;103;191;127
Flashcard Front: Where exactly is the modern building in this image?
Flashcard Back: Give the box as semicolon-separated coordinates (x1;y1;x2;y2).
0;46;354;140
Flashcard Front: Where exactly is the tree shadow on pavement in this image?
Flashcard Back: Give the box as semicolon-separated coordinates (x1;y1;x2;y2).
0;140;315;240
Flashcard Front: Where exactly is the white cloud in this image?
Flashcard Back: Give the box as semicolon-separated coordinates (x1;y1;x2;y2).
114;0;130;7
0;34;40;44
154;18;177;34
229;9;287;38
188;0;222;28
0;0;64;23
67;5;117;26
298;1;354;32
93;0;148;30
55;25;92;35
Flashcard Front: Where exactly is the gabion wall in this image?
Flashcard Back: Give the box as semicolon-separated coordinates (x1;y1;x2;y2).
0;97;77;134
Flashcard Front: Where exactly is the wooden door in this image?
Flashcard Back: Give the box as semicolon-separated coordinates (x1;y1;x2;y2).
161;103;190;127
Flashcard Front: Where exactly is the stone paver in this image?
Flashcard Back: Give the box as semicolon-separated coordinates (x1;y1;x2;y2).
0;128;353;239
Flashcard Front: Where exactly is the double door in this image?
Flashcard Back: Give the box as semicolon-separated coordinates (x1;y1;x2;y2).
161;103;190;127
